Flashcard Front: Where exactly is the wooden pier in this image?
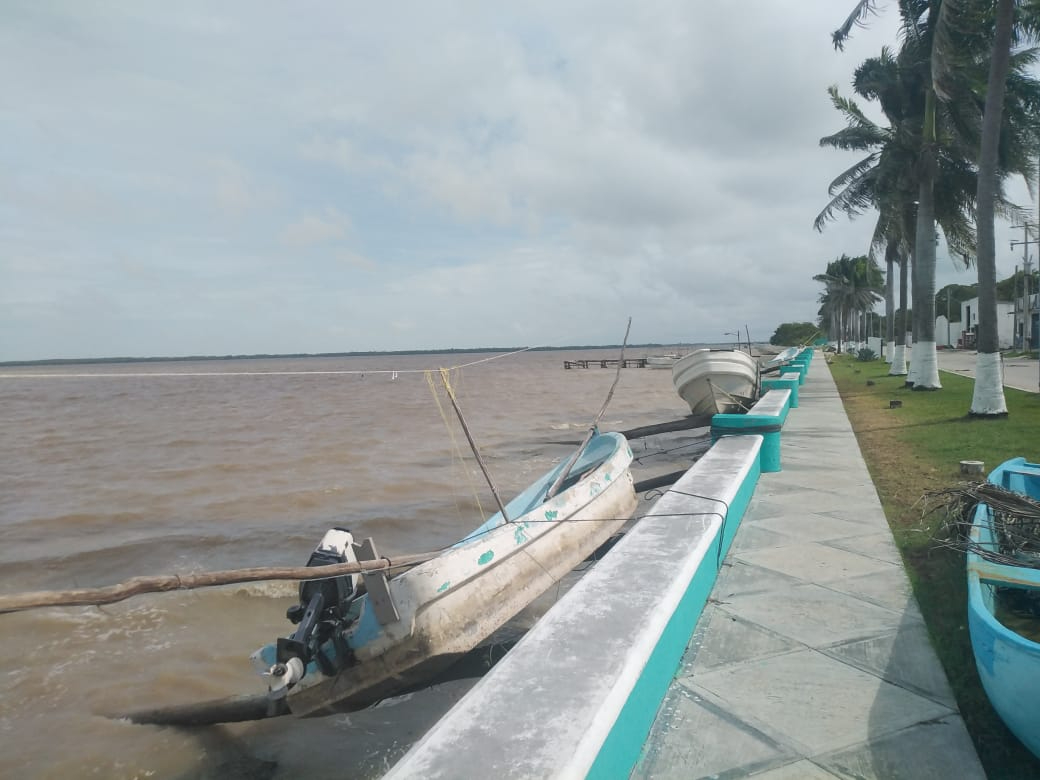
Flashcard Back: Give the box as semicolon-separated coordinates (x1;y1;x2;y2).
563;358;648;369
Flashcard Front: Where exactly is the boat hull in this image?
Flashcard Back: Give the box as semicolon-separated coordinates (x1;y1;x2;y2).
967;457;1040;759
671;348;759;415
262;432;637;717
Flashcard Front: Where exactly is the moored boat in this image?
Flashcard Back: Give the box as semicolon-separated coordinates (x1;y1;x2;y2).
763;346;800;370
671;348;760;415
251;430;637;718
967;457;1040;759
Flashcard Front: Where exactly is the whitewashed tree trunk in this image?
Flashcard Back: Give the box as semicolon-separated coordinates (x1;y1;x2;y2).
969;0;1012;417
971;352;1008;415
891;343;907;374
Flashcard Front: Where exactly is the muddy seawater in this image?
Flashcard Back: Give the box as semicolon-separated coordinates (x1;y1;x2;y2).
0;347;695;779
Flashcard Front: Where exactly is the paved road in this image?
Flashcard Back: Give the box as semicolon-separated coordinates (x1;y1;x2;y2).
935;349;1040;393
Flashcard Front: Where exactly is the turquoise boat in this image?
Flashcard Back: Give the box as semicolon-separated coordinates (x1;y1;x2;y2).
967;457;1040;759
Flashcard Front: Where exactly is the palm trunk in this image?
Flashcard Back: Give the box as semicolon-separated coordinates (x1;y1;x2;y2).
885;239;896;362
971;0;1013;416
891;253;909;376
911;88;941;390
906;253;919;385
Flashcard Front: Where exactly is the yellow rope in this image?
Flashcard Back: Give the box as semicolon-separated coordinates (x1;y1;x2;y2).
425;369;486;520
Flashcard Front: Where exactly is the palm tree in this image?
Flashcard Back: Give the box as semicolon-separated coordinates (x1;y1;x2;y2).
970;1;1040;416
815;48;967;377
833;2;957;388
972;0;1017;415
833;0;1040;392
815;254;884;352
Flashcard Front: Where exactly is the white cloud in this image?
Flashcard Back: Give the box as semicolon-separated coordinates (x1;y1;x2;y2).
2;1;1011;361
212;158;279;217
280;208;352;248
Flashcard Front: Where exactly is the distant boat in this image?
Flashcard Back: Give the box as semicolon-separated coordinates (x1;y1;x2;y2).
249;430;638;718
645;353;682;369
762;346;801;371
671;348;760;415
967;457;1040;759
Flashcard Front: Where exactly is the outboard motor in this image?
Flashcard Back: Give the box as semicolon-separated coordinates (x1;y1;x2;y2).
288;527;358;626
267;528;358;696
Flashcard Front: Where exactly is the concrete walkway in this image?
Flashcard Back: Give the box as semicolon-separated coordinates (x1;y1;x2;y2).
634;356;985;779
936;349;1039;393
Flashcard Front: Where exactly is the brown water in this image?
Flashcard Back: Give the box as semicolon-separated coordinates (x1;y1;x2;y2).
0;348;693;779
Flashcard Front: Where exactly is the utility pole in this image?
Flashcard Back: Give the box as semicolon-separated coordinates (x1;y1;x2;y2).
1011;222;1040;392
1013;263;1019;348
1010;224;1036;343
946;288;951;349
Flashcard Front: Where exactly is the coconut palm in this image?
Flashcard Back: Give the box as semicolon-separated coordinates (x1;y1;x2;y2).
815;48;968;376
815;254;884;352
833;0;1040;392
970;1;1040;416
832;2;958;388
972;0;1017;415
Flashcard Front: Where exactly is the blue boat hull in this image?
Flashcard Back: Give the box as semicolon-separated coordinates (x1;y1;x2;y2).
967;457;1040;759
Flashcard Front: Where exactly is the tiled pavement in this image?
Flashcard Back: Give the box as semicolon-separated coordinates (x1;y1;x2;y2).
634;355;984;780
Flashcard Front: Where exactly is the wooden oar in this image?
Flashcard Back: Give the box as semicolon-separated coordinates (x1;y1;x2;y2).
114;693;289;726
0;553;437;614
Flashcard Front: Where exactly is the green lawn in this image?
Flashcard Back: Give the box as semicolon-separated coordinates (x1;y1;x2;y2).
826;354;1040;779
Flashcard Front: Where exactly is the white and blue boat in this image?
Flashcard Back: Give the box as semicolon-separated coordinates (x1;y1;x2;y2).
763;346;801;371
251;430;637;718
967;457;1040;759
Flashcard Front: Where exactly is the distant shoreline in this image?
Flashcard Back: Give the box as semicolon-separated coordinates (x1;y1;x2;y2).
0;343;729;368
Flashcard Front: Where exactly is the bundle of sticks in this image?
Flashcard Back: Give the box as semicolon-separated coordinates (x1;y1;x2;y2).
925;482;1040;569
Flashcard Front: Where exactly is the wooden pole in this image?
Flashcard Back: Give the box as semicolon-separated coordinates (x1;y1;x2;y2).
546;317;631;500
0;552;437;614
438;367;511;523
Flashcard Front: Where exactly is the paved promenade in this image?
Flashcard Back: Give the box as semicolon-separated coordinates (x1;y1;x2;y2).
936;349;1039;393
634;355;985;779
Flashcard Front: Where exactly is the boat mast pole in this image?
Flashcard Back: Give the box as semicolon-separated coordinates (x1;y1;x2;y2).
545;318;632;501
438;368;511;523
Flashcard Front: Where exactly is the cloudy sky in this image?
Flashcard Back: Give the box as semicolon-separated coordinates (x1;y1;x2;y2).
2;2;1033;361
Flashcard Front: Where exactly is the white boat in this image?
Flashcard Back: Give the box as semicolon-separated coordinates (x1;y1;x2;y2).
671;348;760;415
250;430;637;718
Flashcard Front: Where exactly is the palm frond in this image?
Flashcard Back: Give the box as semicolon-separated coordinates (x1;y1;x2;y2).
833;0;882;51
826;156;880;197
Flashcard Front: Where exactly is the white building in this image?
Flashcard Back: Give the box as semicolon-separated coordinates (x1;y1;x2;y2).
952;297;1014;349
935;315;956;348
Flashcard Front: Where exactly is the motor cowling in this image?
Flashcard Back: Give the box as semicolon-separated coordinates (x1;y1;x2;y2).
287;527;358;625
276;528;358;671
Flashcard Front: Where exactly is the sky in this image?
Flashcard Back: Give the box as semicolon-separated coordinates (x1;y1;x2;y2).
2;2;1037;361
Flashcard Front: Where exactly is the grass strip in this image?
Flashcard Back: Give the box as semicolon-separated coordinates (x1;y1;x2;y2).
827;353;1040;779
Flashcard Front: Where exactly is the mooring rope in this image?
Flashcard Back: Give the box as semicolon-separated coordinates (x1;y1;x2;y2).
0;346;540;379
